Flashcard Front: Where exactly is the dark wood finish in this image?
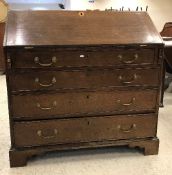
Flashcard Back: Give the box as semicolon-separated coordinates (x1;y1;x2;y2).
160;60;165;107
9;149;29;167
12;89;157;120
160;23;172;70
4;11;163;167
9;137;159;167
14;114;157;147
5;11;162;46
160;22;172;106
9;68;160;92
160;22;172;37
129;137;159;155
12;48;156;69
0;23;5;73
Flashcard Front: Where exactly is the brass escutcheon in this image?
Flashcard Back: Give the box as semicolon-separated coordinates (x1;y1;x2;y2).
79;12;84;16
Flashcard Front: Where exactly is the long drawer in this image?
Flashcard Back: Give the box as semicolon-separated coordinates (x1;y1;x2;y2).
12;48;155;69
13;114;157;147
11;89;158;120
9;68;160;92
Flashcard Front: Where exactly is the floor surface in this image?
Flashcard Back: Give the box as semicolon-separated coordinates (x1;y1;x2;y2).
71;0;172;32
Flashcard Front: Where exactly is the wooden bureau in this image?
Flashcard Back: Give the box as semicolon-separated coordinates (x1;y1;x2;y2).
4;10;164;167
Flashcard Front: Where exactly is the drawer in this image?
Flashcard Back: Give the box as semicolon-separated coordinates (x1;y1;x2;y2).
12;48;155;69
9;68;160;92
11;89;157;120
13;114;157;147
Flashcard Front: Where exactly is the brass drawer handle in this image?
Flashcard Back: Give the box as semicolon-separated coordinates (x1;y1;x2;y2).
118;73;138;84
118;54;138;64
36;101;57;110
117;124;136;133
37;129;58;139
117;97;135;106
34;56;57;67
35;77;56;87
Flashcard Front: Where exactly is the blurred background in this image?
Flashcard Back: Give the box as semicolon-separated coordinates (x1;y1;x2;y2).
3;0;172;32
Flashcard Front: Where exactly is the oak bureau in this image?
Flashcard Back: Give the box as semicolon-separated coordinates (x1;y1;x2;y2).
4;10;164;167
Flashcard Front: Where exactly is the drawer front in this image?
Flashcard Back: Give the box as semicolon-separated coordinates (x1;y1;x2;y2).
11;90;157;119
13;49;155;69
9;68;160;92
13;114;157;147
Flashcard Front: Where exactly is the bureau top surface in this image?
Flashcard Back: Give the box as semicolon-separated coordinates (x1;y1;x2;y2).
4;10;163;47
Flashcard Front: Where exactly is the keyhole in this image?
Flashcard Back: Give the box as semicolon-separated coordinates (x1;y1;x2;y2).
79;12;84;16
87;121;90;125
86;95;90;99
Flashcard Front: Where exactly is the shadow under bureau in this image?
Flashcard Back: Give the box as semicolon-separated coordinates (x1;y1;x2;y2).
4;10;164;167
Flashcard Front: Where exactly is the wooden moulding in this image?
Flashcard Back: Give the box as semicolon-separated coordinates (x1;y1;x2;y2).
9;137;159;167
